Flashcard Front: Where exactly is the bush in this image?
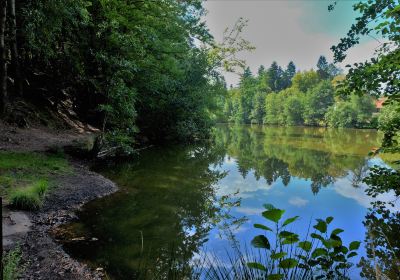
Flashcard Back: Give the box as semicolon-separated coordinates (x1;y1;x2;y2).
9;179;49;210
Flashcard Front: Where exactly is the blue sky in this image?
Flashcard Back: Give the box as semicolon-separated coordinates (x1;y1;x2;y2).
204;0;379;85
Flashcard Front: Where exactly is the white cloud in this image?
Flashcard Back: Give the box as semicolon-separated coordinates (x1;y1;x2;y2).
204;1;381;86
288;196;309;207
334;177;400;211
235;207;264;215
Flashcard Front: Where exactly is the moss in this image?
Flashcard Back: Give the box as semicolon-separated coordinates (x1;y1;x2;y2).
0;151;71;210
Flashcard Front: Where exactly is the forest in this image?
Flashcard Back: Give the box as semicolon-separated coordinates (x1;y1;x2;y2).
219;57;378;128
0;0;253;154
0;0;399;279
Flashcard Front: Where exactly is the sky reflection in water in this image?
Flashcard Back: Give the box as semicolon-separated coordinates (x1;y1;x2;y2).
60;125;395;279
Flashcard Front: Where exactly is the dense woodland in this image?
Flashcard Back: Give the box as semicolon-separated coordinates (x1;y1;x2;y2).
0;0;396;155
0;0;254;154
0;0;399;279
218;56;378;128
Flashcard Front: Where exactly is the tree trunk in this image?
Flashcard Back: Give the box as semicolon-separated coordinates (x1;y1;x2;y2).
0;0;7;115
8;0;21;96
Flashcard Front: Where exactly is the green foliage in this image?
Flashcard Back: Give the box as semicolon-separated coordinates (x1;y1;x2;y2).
3;246;23;280
378;101;400;152
325;95;376;128
15;0;256;151
291;70;320;93
332;0;400;98
246;204;359;279
218;60;376;129
303;81;335;126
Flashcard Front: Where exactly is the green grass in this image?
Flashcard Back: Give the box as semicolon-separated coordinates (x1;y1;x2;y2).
9;179;48;210
3;246;23;280
0;151;71;210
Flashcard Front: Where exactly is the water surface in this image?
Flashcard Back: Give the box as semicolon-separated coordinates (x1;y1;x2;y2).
60;125;390;279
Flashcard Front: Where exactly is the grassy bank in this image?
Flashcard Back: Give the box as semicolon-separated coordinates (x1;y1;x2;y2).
0;151;71;210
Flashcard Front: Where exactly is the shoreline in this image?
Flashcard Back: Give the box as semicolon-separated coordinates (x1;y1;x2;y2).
19;159;118;280
1;123;119;279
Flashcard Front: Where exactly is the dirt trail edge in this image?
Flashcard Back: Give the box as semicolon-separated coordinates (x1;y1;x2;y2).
1;123;118;280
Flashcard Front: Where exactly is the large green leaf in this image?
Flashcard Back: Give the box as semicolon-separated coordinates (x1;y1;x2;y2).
347;252;358;258
263;203;276;210
310;233;324;241
254;223;273;232
251;235;271;249
312;248;328;258
331;228;344;236
278;258;298;269
267;274;284;280
271;252;287;259
349;241;361;251
279;230;295;238
313;219;327;233
298;241;312;252
282;235;300;245
262;209;285;223
282;216;299;227
247;262;267;271
325;216;334;224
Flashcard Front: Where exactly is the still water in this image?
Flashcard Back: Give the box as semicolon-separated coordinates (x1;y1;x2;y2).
59;125;393;279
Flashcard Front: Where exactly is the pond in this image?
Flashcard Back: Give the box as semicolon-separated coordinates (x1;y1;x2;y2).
58;125;394;279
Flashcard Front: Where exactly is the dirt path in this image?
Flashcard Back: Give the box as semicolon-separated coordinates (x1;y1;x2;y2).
1;123;118;279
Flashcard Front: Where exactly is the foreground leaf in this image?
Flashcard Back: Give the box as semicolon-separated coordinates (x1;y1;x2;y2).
298;241;312;252
254;223;273;232
282;216;299;227
262;209;285;223
279;258;299;269
251;235;271;249
247;262;266;271
349;241;361;251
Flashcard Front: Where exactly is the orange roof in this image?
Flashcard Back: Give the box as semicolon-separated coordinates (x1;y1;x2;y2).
375;97;387;109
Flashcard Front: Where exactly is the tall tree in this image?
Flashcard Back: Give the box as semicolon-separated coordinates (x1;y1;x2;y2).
0;0;6;114
257;65;266;76
8;0;21;96
286;61;296;80
282;61;296;88
316;55;329;79
267;61;283;92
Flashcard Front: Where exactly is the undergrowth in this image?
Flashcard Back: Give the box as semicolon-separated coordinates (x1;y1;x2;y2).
3;246;23;280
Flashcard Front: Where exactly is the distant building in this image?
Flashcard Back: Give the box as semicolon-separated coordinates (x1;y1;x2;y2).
375;97;387;112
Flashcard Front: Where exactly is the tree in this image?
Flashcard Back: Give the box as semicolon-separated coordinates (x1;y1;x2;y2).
0;0;6;115
292;70;320;93
325;94;375;128
266;61;283;92
250;92;265;124
284;94;304;125
316;55;329;79
303;81;335;125
257;65;266;76
286;61;296;80
8;0;22;96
